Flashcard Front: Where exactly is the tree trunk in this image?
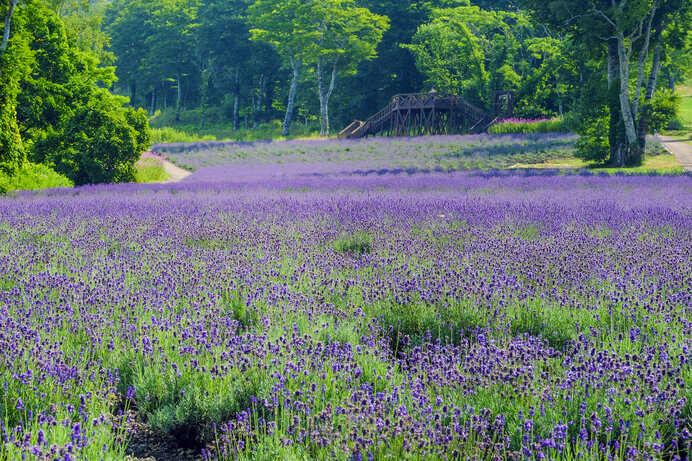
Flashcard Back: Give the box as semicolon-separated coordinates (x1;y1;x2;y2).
317;58;338;137
616;34;642;166
282;57;301;137
175;73;182;122
254;73;266;129
638;40;662;150
130;82;137;108
233;68;240;131
0;0;20;81
1;0;19;52
607;39;623;166
632;0;657;122
150;85;156;116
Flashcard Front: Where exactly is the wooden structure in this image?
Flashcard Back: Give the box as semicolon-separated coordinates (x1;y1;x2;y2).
339;91;514;139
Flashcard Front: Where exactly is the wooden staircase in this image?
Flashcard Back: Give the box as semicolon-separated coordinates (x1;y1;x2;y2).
339;93;503;139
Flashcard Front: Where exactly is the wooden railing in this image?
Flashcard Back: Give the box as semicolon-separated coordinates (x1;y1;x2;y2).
340;92;506;138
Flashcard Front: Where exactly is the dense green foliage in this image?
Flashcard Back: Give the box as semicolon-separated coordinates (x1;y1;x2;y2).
0;161;73;192
2;0;692;176
0;0;151;186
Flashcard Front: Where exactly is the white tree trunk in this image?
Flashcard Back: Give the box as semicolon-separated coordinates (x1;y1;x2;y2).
175;72;182;122
1;0;19;52
617;34;642;165
317;58;338;137
616;35;637;146
632;0;657;121
282;57;301;137
233;68;240;131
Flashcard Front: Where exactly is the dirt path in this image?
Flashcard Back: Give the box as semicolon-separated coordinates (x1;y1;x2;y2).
658;135;692;171
162;159;192;182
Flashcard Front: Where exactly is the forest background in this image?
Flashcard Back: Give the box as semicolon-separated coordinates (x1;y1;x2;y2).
0;0;691;188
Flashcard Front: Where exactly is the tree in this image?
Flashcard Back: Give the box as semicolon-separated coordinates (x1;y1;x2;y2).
248;0;314;136
105;0;155;107
16;0;151;184
144;0;199;121
405;5;570;116
249;0;387;137
34;92;150;185
1;0;29;174
308;0;388;136
519;0;692;166
404;9;490;107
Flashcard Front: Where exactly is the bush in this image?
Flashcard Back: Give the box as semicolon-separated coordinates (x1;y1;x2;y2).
0;163;73;194
34;93;151;185
134;157;170;183
573;115;610;163
488;118;566;134
646;91;680;133
9;162;73;190
0;175;10;195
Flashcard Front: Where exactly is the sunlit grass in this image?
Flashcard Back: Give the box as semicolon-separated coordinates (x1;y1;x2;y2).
134;157;171;183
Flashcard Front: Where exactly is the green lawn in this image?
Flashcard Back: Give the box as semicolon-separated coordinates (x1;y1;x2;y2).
510;153;685;174
665;76;692;143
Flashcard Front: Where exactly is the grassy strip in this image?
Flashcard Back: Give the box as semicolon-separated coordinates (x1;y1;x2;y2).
134;157;171;183
664;77;692;143
489;119;566;134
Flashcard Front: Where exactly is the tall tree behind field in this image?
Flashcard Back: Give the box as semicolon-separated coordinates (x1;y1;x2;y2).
308;0;389;136
519;0;692;166
104;0;155;107
0;0;28;174
144;0;199;122
196;0;279;130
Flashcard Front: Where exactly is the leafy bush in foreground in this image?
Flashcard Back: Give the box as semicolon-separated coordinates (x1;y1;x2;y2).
0;162;73;193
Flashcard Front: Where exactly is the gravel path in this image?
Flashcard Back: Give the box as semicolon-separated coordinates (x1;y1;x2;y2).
659;135;692;171
162;159;192;182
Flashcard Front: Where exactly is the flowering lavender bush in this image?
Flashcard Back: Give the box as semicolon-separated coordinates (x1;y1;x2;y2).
0;167;690;460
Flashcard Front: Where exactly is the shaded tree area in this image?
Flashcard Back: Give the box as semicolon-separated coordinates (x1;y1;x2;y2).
0;0;150;184
519;0;692;166
3;0;691;173
103;0;690;144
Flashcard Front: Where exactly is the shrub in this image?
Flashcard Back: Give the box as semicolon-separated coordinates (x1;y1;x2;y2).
134;157;170;183
0;174;10;195
9;163;73;190
333;232;371;256
573;115;610;163
34;96;152;185
489;118;566;134
0;162;73;194
646;90;680;133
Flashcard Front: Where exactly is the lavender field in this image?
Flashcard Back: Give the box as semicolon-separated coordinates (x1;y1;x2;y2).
154;134;577;172
0;163;691;460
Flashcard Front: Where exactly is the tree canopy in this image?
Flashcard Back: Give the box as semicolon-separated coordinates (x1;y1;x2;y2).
1;0;691;176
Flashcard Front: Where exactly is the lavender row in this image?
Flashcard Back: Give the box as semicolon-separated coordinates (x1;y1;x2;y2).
152;133;577;171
